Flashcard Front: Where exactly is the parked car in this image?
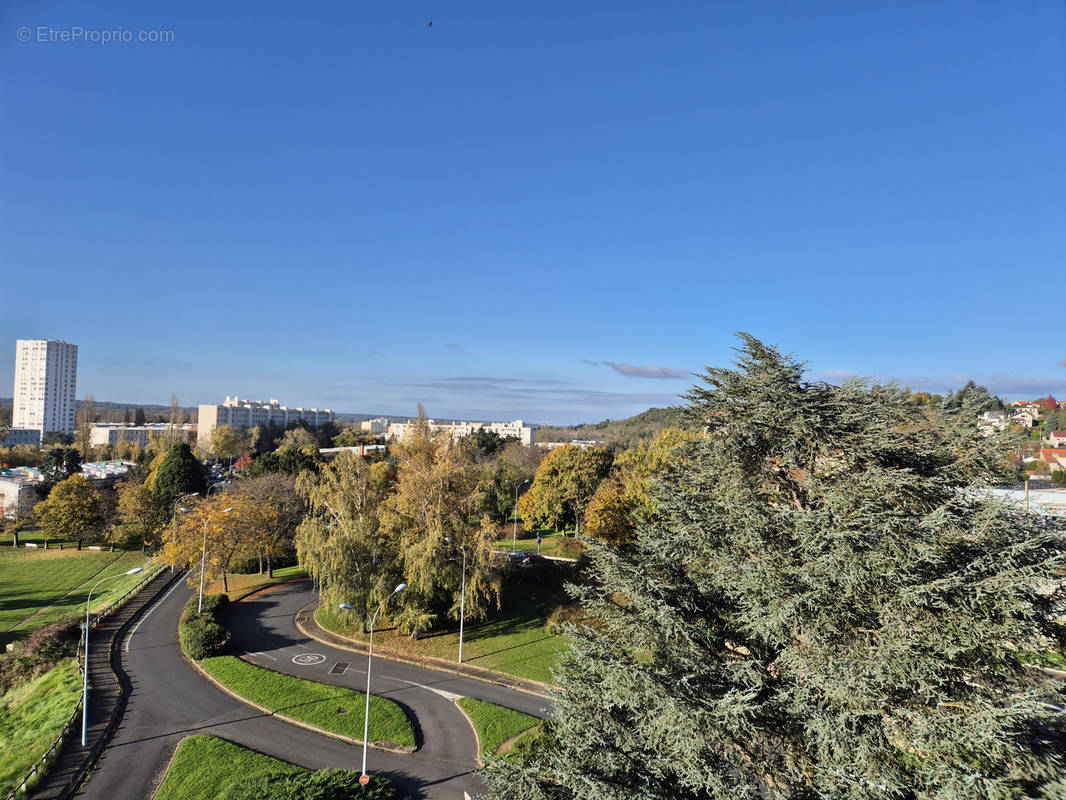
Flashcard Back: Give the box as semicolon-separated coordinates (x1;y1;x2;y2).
507;551;530;564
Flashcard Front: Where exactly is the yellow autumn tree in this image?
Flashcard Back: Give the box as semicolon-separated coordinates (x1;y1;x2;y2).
160;492;277;592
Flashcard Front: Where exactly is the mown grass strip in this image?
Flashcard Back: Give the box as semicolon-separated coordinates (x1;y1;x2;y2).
316;568;569;685
455;696;540;757
198;655;415;748
0;659;81;796
0;548;150;643
153;735;305;800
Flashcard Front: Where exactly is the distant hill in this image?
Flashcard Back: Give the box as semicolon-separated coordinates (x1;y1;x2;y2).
535;406;686;449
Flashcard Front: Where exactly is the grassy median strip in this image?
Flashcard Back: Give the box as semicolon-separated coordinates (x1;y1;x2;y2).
153;735;303;800
455;696;540;758
154;735;398;800
198;655;415;748
0;658;81;796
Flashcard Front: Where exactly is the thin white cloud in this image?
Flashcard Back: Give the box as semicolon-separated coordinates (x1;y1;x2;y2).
602;361;688;379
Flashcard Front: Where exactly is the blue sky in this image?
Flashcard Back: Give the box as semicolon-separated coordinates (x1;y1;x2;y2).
2;1;1064;423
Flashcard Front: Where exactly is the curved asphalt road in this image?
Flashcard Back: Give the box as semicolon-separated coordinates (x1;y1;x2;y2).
79;577;551;800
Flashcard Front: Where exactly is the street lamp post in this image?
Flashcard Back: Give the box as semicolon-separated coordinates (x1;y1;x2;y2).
443;537;467;664
506;479;530;553
82;567;144;748
341;581;406;787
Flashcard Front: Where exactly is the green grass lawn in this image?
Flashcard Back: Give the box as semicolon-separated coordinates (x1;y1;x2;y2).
0;546;156;647
208;565;308;602
455;697;541;757
316;568;572;685
153;735;306;800
198;655;415;748
493;527;585;559
153;735;397;800
0;658;81;796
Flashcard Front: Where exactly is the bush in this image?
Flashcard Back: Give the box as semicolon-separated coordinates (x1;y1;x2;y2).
229;551;299;574
179;614;231;660
1053;469;1066;486
0;615;81;693
545;603;589;635
181;593;229;622
179;593;231;660
227;769;398;800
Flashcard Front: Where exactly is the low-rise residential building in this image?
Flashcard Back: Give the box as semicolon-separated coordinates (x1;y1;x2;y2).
538;439;607;450
1048;430;1066;447
198;397;334;446
319;444;387;460
0;469;40;518
1011;410;1038;428
387;418;534;446
90;423;196;448
360;417;391;434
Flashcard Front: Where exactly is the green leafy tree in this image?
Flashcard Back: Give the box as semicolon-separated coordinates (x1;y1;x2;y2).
151;442;207;522
332;426;380;447
116;478;161;551
295;452;397;629
483;334;1066;800
460;428;514;461
36;474;103;550
381;418;501;637
134;406;147;426
518;445;613;535
237;471;305;576
208;424;246;464
39;447;81;494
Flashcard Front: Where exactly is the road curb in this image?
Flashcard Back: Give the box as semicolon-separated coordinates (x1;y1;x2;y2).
182;653;416;755
451;700;484;768
292;599;554;701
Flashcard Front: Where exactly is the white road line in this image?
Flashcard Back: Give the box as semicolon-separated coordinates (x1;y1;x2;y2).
124;575;185;652
245;650;278;661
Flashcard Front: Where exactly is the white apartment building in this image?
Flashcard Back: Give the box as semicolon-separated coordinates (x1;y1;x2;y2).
13;339;78;440
197;396;334;445
90;423;196;448
388;418;534;446
360;417;391;434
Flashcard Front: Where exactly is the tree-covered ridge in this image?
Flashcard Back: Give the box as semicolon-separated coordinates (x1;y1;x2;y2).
535;406;686;449
483;334;1066;800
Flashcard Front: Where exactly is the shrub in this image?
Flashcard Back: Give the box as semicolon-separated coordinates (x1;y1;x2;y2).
179;593;231;659
181;593;229;622
228;769;398;800
0;615;81;693
545;603;589;635
1053;469;1066;486
179;614;230;660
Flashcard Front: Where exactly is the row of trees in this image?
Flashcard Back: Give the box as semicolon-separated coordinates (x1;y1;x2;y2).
293;416;544;636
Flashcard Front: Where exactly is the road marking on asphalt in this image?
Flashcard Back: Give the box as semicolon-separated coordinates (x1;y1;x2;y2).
125;575;186;652
395;677;463;702
246;650;278;661
292;653;326;665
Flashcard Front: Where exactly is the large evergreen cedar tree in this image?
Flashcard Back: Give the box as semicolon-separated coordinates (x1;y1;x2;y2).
483;335;1066;800
151;442;207;520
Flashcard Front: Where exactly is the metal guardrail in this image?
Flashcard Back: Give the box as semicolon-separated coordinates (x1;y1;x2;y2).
3;563;168;800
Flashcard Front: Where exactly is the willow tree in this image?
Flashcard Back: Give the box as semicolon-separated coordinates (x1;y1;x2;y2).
381;417;501;638
483;335;1066;800
295;451;397;629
